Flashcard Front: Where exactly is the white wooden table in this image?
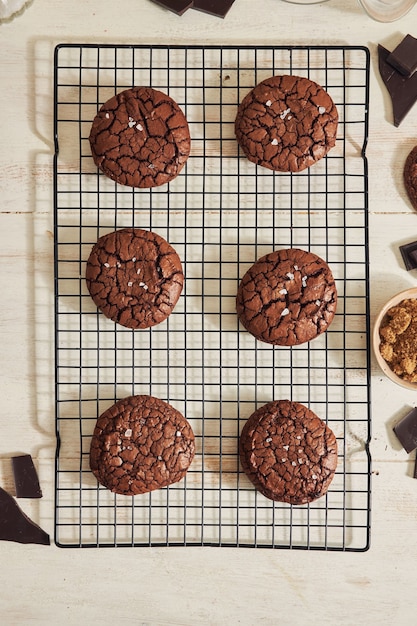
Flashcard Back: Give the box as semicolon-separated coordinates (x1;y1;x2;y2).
1;1;417;623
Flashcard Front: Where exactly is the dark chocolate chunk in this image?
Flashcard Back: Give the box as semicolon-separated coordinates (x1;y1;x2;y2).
150;0;235;18
393;407;417;453
387;34;417;78
0;487;50;545
378;41;417;127
12;454;42;498
399;240;417;271
151;0;194;15
414;451;417;479
193;0;235;17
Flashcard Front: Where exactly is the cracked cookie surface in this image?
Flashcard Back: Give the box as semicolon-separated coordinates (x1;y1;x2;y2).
86;227;183;329
90;395;195;496
89;86;191;188
236;248;337;346
235;75;338;173
239;400;338;505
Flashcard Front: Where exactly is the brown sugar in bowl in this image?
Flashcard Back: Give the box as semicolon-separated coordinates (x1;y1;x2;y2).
373;287;417;390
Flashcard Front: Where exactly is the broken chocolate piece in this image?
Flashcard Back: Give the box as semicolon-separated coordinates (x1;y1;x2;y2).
387;34;417;78
378;39;417;127
150;0;235;17
151;0;194;15
414;451;417;479
399;240;417;271
0;487;50;545
12;454;42;498
394;407;417;453
193;0;235;17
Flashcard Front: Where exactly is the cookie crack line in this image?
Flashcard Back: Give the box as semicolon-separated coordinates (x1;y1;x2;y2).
239;280;334;319
242;101;329;141
257;296;327;320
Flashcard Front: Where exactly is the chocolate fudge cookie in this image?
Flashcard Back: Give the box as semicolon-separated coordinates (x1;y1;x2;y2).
236;248;337;346
86;228;183;329
90;395;195;496
89;86;191;188
239;400;338;505
235;75;338;173
404;146;417;210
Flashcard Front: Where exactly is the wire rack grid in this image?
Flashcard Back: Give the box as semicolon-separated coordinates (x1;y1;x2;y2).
53;44;371;550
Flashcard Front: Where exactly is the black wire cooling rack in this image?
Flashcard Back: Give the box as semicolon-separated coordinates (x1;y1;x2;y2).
53;44;371;550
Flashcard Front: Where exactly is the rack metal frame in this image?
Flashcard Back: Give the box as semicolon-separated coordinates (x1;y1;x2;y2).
53;44;371;550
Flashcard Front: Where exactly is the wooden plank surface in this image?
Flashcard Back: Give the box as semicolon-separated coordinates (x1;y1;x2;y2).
1;0;417;623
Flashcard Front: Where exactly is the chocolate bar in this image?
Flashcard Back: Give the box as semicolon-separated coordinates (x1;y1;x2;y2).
151;0;194;15
151;0;236;17
394;407;417;453
378;35;417;127
0;487;50;545
193;0;236;17
399;240;417;271
12;454;42;498
387;34;417;78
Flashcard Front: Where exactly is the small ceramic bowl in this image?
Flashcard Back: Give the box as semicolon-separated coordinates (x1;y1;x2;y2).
373;287;417;390
282;0;328;4
358;0;416;22
0;0;33;22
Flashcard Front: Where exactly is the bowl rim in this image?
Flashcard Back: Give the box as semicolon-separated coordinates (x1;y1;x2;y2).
357;0;416;23
373;287;417;390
